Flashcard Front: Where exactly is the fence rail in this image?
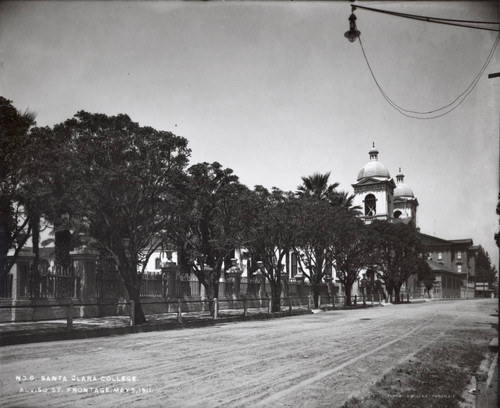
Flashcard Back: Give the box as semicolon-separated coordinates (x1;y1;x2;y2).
31;275;81;299
0;296;315;325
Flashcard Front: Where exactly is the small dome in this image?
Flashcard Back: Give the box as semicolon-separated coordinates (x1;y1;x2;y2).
394;183;414;198
357;146;390;181
394;169;414;198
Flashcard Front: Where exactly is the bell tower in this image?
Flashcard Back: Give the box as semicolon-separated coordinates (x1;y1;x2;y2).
393;168;419;226
352;144;396;224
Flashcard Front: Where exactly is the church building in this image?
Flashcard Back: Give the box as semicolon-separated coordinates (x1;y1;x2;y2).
352;144;418;227
351;144;475;299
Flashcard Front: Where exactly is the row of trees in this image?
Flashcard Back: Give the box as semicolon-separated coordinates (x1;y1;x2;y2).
2;98;431;324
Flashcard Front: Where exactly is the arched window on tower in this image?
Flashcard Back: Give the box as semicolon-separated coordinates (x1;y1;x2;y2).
364;194;376;216
394;210;402;219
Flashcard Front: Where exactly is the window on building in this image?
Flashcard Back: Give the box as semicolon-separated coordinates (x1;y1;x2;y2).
364;194;376;216
155;258;161;269
291;252;298;277
457;251;462;260
442;276;446;288
394;210;402;219
437;252;443;261
457;265;462;273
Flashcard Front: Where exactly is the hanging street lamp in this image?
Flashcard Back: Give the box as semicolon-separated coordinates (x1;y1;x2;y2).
344;9;361;42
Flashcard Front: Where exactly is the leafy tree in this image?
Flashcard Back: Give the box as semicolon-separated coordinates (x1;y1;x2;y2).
417;258;435;298
246;187;301;312
0;97;37;278
330;211;371;306
176;162;253;312
293;198;339;308
26;125;79;273
475;245;497;285
54;111;190;325
368;220;425;303
295;171;363;307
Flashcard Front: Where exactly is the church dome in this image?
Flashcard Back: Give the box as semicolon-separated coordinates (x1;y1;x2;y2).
356;147;391;181
394;169;414;198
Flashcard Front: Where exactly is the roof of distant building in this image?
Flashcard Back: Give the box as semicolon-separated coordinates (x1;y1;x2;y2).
449;239;474;245
418;232;474;248
426;259;461;276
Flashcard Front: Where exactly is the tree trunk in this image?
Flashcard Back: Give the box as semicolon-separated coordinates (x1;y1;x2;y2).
55;227;72;272
29;212;40;297
394;284;402;304
270;281;282;312
388;287;394;303
195;266;220;316
0;210;8;278
0;222;7;296
312;281;320;308
204;284;216;315
344;283;352;306
200;275;218;316
124;282;147;325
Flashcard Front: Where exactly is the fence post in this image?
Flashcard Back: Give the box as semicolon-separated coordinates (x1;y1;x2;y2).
288;297;292;315
332;295;335;309
213;298;218;320
177;298;182;322
363;295;366;306
243;296;248;318
130;300;135;326
307;295;312;311
67;300;73;330
268;297;272;314
318;295;321;308
407;293;410;303
354;295;357;306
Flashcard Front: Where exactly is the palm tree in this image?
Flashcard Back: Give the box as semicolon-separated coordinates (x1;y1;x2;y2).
297;172;362;214
296;172;339;201
330;191;362;214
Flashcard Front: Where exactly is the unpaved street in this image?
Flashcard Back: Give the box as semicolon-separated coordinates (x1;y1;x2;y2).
1;299;497;408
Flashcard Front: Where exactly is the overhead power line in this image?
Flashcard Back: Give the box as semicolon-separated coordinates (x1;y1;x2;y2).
354;5;500;32
358;35;500;119
351;3;500;119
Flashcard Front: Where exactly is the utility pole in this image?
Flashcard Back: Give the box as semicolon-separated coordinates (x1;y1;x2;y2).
490;71;500;299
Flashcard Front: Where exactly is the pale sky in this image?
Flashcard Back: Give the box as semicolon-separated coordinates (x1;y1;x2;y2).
1;1;499;268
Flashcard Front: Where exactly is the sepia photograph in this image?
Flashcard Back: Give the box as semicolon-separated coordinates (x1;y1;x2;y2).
0;1;499;407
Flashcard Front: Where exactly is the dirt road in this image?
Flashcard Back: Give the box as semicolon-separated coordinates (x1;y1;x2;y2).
1;299;497;408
